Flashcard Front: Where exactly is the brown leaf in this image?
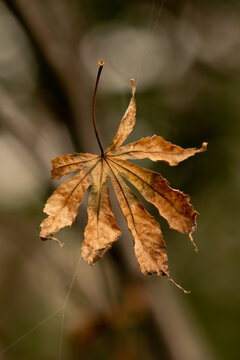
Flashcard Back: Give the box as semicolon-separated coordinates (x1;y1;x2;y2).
108;160;168;276
108;159;197;234
40;73;207;291
105;79;136;152
40;158;99;241
81;160;121;264
108;135;207;166
51;153;99;179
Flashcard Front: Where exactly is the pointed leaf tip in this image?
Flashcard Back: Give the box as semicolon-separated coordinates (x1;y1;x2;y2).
41;236;64;248
189;230;198;253
168;276;190;294
130;79;135;96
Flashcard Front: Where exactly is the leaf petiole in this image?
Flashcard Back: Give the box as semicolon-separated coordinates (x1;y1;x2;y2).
92;59;105;157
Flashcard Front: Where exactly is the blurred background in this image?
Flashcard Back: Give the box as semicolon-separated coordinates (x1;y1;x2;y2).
0;0;239;359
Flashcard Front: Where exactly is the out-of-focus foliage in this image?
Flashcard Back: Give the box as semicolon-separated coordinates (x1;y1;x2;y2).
0;0;239;360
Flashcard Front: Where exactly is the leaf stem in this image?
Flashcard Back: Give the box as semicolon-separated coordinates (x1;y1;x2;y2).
92;59;104;156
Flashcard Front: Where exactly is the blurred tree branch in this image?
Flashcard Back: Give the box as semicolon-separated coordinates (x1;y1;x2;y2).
4;0;92;152
1;2;216;359
0;86;48;178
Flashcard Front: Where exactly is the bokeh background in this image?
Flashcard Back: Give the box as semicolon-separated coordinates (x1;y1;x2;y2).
0;0;239;359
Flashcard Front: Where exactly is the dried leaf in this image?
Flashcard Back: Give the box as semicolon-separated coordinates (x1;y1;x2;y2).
109;135;207;166
109;162;168;276
40;158;99;240
108;159;196;234
105;79;136;152
81;160;121;264
51;153;99;179
40;70;207;291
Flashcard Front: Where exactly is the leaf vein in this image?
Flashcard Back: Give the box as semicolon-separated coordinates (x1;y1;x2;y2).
109;158;190;221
